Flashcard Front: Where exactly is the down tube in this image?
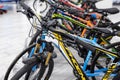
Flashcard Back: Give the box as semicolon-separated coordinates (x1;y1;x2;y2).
59;41;89;80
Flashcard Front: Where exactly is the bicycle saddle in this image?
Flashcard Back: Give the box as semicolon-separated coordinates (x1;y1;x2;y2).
95;8;119;14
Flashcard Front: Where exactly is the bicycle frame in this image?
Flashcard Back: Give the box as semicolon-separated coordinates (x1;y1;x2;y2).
52;13;88;28
52;10;115;47
57;10;94;37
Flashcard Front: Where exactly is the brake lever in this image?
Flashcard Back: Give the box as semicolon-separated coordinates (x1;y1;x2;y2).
17;10;26;14
17;10;22;12
39;0;45;2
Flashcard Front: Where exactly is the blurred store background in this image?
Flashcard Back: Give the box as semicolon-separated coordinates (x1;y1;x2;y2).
113;0;120;5
0;0;120;80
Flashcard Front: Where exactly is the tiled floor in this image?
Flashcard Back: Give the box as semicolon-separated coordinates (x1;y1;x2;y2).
0;2;120;80
0;3;31;80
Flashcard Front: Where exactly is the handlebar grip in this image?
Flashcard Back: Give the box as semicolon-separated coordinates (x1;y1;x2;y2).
19;1;30;10
19;1;35;17
17;10;22;13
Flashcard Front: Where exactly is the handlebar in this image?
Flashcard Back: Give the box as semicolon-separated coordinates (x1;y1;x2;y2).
18;1;35;18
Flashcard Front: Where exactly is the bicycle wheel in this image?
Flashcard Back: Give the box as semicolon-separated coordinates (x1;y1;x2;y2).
4;43;54;80
90;42;120;80
4;43;35;80
11;57;39;80
11;57;54;80
24;58;54;80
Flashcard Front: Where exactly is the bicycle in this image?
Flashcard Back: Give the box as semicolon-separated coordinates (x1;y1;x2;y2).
6;1;120;80
4;1;55;80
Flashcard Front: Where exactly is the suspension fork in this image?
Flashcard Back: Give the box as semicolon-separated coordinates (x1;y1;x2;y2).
44;42;54;66
34;39;54;66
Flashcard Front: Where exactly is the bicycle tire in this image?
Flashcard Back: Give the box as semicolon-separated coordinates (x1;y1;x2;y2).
11;57;54;80
4;43;36;80
11;58;39;80
4;43;54;80
25;58;54;80
90;41;120;80
37;59;54;80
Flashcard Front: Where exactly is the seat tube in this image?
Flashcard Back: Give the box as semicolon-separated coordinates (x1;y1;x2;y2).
83;37;97;71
